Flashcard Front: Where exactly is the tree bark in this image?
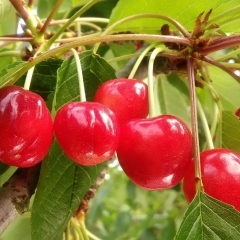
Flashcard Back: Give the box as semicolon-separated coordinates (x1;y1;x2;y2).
0;164;41;235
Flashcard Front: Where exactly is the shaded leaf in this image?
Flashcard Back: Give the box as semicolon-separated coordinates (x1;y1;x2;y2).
16;58;63;100
175;192;240;239
31;50;116;240
109;0;240;33
0;162;9;176
222;111;240;154
0;61;27;87
155;73;191;128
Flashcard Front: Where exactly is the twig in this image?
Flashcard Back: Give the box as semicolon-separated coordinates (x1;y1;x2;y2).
0;164;41;236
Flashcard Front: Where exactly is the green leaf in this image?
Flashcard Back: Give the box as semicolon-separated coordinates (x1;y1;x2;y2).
31;141;105;240
52;50;116;113
16;58;63;100
0;0;15;23
155;73;191;128
222;111;240;153
175;192;240;239
210;66;240;111
109;0;240;33
31;50;116;240
0;162;9;175
0;61;27;87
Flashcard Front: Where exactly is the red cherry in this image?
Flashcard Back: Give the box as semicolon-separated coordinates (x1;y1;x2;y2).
0;86;53;167
183;149;240;211
54;102;119;166
116;115;193;190
94;79;149;125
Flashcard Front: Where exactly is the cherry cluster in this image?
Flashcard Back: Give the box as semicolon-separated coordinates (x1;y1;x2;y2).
0;79;240;212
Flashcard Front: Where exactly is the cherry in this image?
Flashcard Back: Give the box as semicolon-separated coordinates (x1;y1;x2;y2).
94;79;149;125
0;85;53;168
183;148;240;211
116;115;193;190
54;102;119;166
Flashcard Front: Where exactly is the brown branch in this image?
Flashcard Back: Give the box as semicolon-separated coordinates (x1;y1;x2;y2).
9;0;29;20
0;164;41;236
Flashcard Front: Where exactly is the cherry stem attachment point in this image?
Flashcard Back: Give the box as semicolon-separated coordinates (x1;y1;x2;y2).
23;66;35;90
187;57;203;190
70;48;86;102
148;47;163;118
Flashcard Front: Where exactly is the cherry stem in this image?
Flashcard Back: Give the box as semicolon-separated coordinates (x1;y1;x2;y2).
48;17;109;26
23;66;35;90
10;34;191;86
203;56;240;84
0;51;20;58
196;99;214;149
187;57;202;190
70;218;83;240
93;13;190;53
200;34;240;55
85;230;102;240
78;218;90;240
215;48;240;62
70;48;86;102
128;43;156;79
10;0;29;20
40;0;65;34
38;0;101;53
148;47;164;118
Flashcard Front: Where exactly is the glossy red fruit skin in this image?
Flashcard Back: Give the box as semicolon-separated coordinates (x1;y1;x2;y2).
94;79;149;125
0;86;53;167
54;102;119;166
117;115;193;190
183;149;240;211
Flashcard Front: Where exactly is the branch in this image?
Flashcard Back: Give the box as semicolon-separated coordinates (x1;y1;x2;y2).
0;164;41;236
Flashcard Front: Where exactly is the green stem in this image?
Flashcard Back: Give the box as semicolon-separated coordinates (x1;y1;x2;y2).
203;56;240;84
38;0;101;53
10;34;190;86
55;31;102;43
0;37;32;42
128;43;156;79
23;67;35;90
196;99;214;149
148;47;164;118
79;219;90;240
215;48;240;61
70;49;86;102
86;230;102;240
40;0;65;34
187;57;202;191
48;17;109;27
93;13;190;53
71;218;83;240
0;51;20;58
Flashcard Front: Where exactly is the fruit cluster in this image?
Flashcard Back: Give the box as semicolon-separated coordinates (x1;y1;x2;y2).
1;79;240;212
